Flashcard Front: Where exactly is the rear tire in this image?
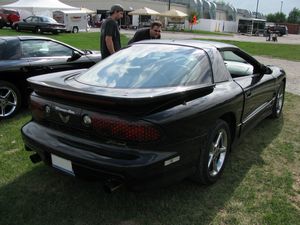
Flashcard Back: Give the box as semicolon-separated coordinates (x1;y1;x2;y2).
0;81;21;119
271;81;285;118
192;119;231;184
34;26;41;33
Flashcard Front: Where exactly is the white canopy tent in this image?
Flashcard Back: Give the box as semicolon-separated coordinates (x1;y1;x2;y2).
1;0;79;19
128;7;160;16
128;7;160;28
161;9;187;18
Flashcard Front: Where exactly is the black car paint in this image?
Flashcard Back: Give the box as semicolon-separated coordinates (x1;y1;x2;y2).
0;36;101;118
21;40;286;190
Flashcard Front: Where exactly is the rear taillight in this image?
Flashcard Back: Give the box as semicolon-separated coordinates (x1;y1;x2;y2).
91;113;161;142
30;95;47;120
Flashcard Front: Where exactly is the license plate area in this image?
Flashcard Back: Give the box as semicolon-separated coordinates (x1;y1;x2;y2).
51;154;74;176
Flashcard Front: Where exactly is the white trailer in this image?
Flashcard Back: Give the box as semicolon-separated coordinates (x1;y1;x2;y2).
53;10;89;33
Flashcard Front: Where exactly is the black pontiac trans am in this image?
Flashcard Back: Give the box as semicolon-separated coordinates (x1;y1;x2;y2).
21;40;286;191
0;36;101;118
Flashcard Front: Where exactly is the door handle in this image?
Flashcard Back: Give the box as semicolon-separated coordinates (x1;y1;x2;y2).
245;90;252;98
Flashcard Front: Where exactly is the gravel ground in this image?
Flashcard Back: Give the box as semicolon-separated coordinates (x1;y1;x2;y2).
121;29;300;95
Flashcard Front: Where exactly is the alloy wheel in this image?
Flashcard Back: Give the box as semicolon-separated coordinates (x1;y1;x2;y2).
0;86;18;117
208;128;228;177
276;84;284;115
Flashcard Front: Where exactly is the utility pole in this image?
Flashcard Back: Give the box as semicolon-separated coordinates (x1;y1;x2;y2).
168;0;171;10
280;1;283;13
255;0;259;18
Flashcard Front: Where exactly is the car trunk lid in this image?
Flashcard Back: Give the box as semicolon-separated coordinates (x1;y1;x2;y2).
28;69;215;116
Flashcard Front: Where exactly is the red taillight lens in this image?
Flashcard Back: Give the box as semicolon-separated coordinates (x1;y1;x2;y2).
30;95;46;120
91;114;161;142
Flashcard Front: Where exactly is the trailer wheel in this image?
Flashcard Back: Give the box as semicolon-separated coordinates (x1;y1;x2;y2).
72;26;79;33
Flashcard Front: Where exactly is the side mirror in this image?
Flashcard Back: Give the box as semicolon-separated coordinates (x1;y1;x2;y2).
261;65;272;75
67;51;81;62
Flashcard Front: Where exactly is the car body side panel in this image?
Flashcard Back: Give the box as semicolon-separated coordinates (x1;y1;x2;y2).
26;56;95;75
144;80;244;145
234;73;277;134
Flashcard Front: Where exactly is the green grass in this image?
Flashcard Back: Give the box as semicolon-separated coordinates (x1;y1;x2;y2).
165;28;233;36
0;94;300;225
181;29;234;36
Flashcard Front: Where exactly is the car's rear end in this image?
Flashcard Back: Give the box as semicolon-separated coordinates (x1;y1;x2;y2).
43;23;66;34
40;16;66;34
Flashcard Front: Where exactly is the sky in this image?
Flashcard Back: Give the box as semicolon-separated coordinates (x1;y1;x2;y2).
221;0;300;15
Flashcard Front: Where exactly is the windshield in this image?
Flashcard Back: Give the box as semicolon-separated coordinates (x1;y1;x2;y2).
76;44;213;89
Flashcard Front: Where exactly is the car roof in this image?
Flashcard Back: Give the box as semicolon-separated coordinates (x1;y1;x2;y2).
0;36;52;41
132;39;239;50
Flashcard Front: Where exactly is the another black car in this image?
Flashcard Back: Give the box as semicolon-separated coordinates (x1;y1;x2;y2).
0;36;101;118
22;40;286;191
13;16;66;34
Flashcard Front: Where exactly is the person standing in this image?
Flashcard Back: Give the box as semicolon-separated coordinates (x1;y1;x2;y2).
100;4;124;59
128;21;162;45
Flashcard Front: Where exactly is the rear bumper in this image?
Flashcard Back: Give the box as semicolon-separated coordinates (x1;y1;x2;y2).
22;121;200;189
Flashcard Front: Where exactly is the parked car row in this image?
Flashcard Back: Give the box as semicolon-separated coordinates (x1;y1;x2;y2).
1;10;88;34
0;36;101;118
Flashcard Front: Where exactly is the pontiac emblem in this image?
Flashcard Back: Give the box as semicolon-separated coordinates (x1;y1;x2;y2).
58;113;70;123
54;106;75;124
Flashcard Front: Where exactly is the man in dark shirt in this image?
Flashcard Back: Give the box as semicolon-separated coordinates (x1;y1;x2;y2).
100;4;124;59
128;21;162;45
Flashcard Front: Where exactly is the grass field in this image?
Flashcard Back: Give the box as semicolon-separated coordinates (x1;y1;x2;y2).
0;29;300;225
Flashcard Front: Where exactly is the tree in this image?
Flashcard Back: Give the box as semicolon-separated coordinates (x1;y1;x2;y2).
266;12;286;23
288;8;300;24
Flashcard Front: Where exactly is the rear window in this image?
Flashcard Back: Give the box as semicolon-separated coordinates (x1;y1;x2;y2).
0;38;20;60
76;44;213;88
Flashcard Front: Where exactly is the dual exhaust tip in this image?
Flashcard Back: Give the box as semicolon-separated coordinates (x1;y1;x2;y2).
29;152;123;193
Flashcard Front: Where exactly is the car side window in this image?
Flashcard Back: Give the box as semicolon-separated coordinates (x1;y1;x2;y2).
31;17;38;23
220;50;254;78
24;17;32;22
21;40;73;58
